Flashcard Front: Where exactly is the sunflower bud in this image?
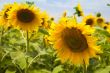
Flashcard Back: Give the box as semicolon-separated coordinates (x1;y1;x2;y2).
74;3;84;17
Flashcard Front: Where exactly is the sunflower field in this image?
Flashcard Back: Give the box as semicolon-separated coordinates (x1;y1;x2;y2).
0;1;110;73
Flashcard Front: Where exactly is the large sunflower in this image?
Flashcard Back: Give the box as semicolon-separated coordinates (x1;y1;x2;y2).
8;3;42;31
0;4;12;27
49;17;100;65
83;14;96;26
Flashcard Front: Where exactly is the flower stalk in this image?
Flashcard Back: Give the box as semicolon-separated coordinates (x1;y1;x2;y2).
1;27;4;46
83;60;87;73
26;31;29;53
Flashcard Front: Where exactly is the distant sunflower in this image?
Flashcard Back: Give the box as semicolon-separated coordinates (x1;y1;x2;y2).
83;15;96;26
41;12;49;29
75;3;84;16
106;24;110;33
102;24;108;30
43;35;50;47
96;17;105;27
49;17;100;65
0;4;12;27
8;3;42;31
105;22;110;25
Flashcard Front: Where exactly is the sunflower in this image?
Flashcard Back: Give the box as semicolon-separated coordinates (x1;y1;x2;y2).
96;17;105;27
102;24;108;30
8;3;42;31
83;14;96;26
75;3;84;16
41;11;50;29
43;35;51;47
106;24;110;33
105;22;110;25
0;4;13;27
49;17;100;65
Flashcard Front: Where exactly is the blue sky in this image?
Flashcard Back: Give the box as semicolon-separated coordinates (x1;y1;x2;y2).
0;0;110;21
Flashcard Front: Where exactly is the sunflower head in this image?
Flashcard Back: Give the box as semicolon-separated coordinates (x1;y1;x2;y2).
40;11;50;29
96;17;105;26
106;24;110;33
103;25;107;30
8;3;42;31
83;15;96;27
0;4;13;27
105;22;110;25
49;17;100;65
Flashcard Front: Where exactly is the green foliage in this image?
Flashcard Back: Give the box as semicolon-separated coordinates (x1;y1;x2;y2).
10;51;26;70
52;65;63;73
0;25;110;73
95;66;110;73
5;69;16;73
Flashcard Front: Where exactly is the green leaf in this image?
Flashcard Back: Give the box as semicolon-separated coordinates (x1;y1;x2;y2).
95;27;110;37
39;28;49;35
52;65;63;73
95;66;110;73
28;69;51;73
10;51;26;69
5;69;16;73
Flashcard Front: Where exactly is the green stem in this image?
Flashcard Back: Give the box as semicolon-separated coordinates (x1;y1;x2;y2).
26;31;29;53
25;31;29;73
1;52;9;62
13;63;23;73
83;60;87;73
27;54;40;69
25;58;28;73
1;27;4;45
73;13;77;24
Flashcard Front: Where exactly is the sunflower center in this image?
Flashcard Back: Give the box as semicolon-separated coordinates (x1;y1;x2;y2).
17;9;35;23
62;27;88;52
97;18;103;24
104;26;107;29
86;19;94;25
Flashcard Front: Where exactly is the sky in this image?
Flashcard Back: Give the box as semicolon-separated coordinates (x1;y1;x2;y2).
0;0;110;21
